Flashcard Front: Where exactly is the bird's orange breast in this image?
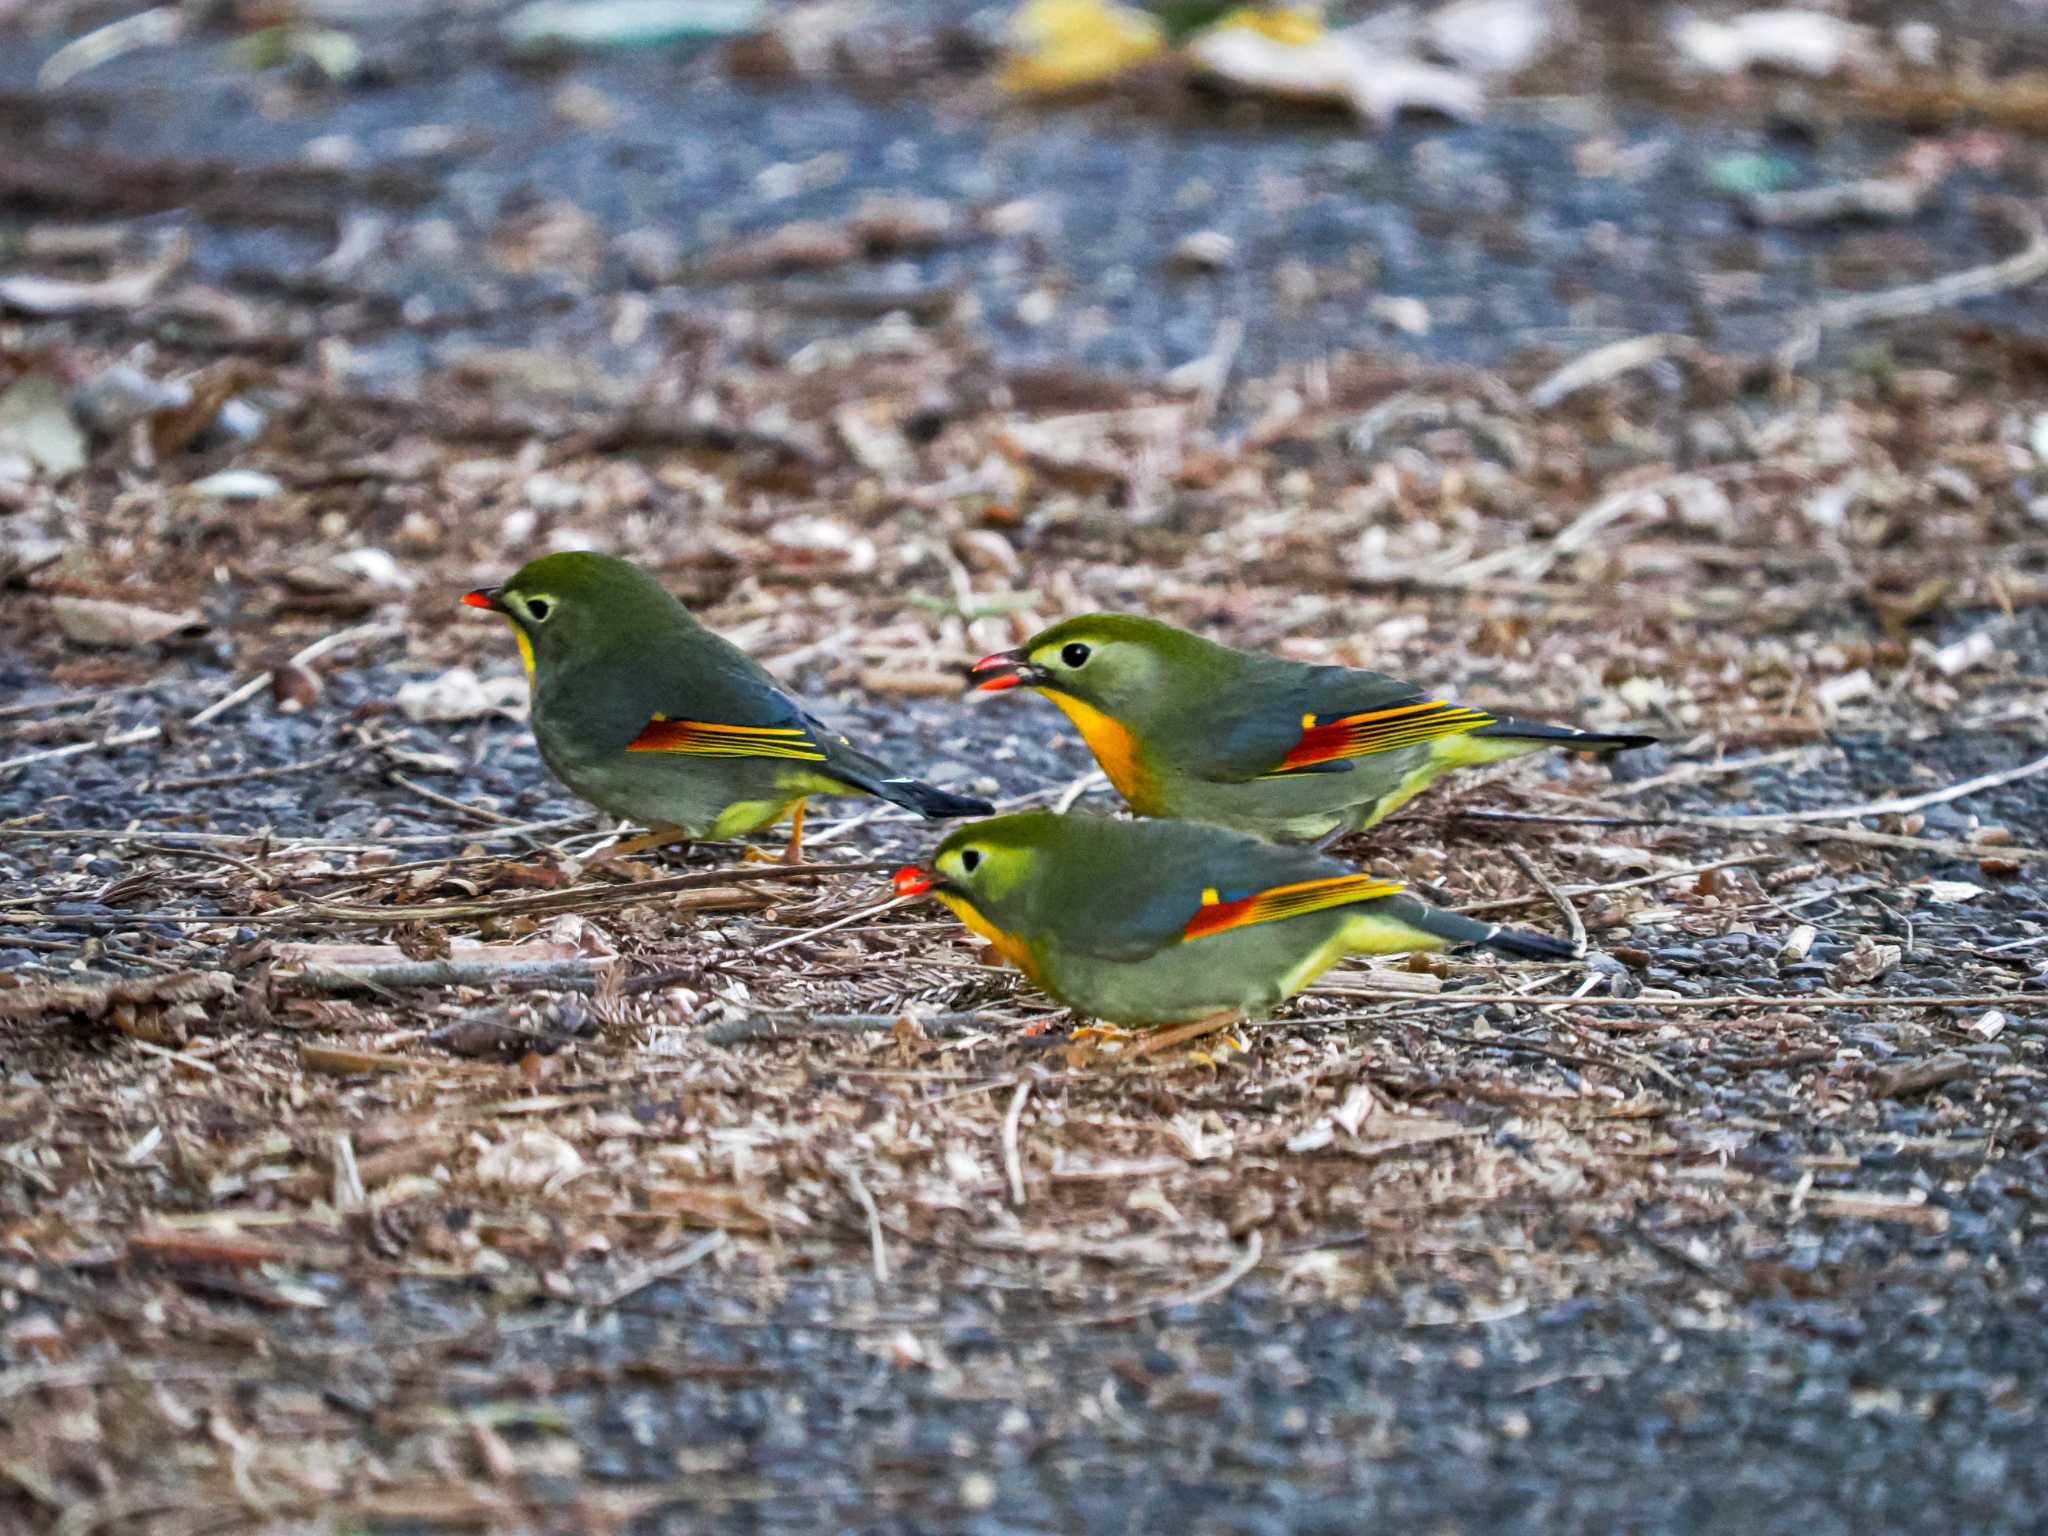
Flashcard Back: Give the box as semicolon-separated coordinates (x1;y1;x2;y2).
936;893;1042;982
1043;693;1155;811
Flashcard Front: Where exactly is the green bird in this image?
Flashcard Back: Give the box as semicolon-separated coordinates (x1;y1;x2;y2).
969;615;1654;845
463;552;992;860
892;811;1575;1028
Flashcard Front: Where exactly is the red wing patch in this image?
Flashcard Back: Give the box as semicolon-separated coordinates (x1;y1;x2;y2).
1263;700;1495;776
626;717;829;762
1183;874;1406;942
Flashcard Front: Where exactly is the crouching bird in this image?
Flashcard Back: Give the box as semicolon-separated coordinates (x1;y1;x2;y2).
463;552;992;862
892;811;1576;1029
970;615;1654;846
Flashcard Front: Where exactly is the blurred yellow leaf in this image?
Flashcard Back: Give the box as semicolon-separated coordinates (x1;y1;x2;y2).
999;0;1165;95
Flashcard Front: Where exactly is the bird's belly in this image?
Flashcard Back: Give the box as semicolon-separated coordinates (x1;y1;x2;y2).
538;736;793;836
1152;753;1428;843
1038;920;1346;1026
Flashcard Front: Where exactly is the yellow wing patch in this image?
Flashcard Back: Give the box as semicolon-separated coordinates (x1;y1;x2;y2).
1183;873;1405;942
626;716;829;762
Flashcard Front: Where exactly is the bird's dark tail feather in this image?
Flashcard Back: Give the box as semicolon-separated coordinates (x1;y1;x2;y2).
1477;924;1579;961
869;776;994;820
1470;719;1657;754
1384;895;1579;961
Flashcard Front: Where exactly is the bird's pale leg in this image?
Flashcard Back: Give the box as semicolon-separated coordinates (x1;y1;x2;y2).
1128;1010;1246;1061
1067;1021;1138;1044
739;799;808;865
590;823;689;863
1309;824;1350;853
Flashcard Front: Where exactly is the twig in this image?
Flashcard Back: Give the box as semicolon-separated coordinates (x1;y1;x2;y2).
585;1230;726;1308
275;957;604;994
832;1158;890;1285
1703;751;2048;826
0;621;398;777
1742;174;1931;228
1328;990;2041;1010
701;1010;1013;1044
0;815;596;849
147;748;354;794
1001;1081;1031;1207
1503;848;1584;956
1453;855;1771;917
1524;333;1699;411
1776;195;2048;368
1605;745;1828;800
121;1036;222;1076
1051;770;1107;814
753;894;908;957
1072;1232;1264;1324
386;771;516;826
1785;823;2048;863
1446;465;1780;584
0;681;167;722
1126;1011;1245;1060
330;1133;366;1214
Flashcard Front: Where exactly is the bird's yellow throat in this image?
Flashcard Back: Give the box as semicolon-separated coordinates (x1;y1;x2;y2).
1039;691;1152;810
934;891;1041;982
502;617;537;682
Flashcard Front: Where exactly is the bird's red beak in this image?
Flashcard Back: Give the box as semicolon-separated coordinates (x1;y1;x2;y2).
892;866;936;898
462;587;505;612
968;650;1034;691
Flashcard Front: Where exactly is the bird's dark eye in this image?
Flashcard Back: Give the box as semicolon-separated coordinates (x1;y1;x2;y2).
1060;642;1091;668
959;848;983;873
525;597;553;623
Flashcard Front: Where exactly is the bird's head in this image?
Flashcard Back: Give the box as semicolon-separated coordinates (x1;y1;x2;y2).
966;613;1191;718
461;551;680;678
892;811;1060;929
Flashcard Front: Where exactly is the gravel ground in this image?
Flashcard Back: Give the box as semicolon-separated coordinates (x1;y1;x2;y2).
3;613;2043;1535
4;4;2048;1531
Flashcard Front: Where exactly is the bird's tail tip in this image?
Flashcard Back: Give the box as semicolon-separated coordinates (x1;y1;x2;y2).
1582;731;1660;754
878;778;995;820
1481;924;1580;961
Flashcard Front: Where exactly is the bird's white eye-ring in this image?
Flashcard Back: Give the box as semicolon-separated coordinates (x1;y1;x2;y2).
524;595;555;623
959;848;983;873
1060;642;1091;667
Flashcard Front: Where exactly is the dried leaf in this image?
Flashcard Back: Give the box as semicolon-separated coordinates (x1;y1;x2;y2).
476;1129;586;1192
394;666;529;722
0;233;187;316
49;594;207;648
0;373;87;477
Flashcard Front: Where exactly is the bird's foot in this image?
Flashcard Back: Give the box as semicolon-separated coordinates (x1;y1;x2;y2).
1127;1012;1247;1062
738;801;809;866
1067;1022;1138;1045
780;799;808;867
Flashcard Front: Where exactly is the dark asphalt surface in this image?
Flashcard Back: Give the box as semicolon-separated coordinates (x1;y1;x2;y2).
9;3;2048;391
